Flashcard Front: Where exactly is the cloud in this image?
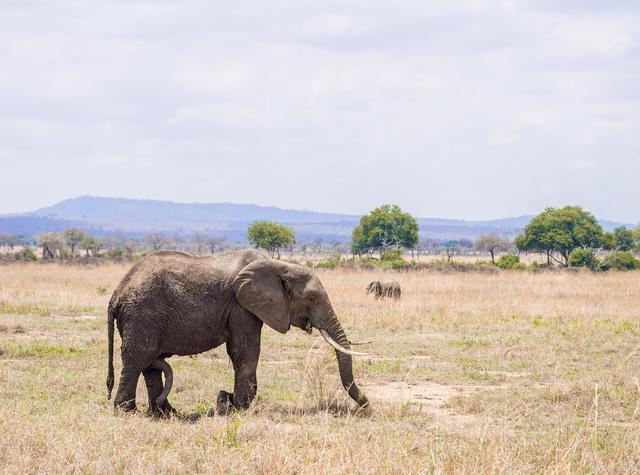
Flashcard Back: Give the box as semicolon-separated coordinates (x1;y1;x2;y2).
0;0;638;222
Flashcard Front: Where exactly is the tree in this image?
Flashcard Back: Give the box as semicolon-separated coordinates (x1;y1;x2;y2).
190;233;207;255
63;228;88;256
444;240;460;262
247;220;295;258
515;206;604;267
191;233;224;255
205;236;223;254
351;204;419;258
475;233;511;264
351;225;367;257
459;239;474;250
37;233;65;259
124;239;138;256
612;226;635;252
146;233;169;252
80;236;98;256
0;234;23;250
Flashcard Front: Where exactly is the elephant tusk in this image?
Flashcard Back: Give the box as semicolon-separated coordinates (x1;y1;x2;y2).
349;340;372;346
320;329;369;356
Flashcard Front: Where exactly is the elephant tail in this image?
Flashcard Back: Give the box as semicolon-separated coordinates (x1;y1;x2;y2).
106;300;117;400
149;358;173;407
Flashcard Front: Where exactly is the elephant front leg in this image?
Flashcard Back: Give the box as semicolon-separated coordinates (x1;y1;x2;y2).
216;359;259;415
217;317;262;415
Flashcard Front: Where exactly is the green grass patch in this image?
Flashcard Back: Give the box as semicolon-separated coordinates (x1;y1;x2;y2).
0;301;51;316
0;341;86;358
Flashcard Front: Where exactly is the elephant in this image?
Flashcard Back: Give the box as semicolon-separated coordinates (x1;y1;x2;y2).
106;249;370;416
366;280;401;301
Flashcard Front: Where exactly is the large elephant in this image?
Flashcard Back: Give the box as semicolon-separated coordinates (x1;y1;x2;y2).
107;250;369;416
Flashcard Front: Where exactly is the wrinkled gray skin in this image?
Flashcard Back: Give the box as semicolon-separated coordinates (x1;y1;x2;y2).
107;249;369;416
366;281;401;301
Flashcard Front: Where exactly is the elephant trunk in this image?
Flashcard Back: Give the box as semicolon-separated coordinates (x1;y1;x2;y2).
320;307;369;408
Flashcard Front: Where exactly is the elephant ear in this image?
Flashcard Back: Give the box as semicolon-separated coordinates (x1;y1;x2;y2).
232;259;290;333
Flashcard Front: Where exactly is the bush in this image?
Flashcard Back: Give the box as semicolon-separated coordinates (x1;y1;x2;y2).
381;249;407;269
497;254;526;270
16;247;38;261
529;261;551;270
316;253;342;269
568;248;599;269
600;252;639;271
109;247;127;258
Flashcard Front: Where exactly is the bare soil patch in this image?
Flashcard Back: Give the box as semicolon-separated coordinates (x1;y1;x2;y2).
364;380;483;427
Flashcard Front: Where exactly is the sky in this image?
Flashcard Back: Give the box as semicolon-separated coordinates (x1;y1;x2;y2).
0;1;638;222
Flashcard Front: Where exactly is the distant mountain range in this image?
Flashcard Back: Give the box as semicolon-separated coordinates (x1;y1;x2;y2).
0;196;634;243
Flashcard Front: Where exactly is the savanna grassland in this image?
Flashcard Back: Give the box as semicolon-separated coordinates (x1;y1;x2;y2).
1;262;640;474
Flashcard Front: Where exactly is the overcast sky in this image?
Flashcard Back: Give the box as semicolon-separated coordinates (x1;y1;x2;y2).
1;1;638;222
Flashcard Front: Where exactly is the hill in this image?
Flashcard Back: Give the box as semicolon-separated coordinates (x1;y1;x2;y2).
0;196;633;242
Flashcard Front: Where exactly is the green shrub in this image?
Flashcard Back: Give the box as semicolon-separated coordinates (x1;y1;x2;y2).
600;252;639;271
381;249;403;261
109;247;126;258
316;253;342;269
568;248;599;269
381;249;407;269
529;261;551;269
473;260;493;266
15;247;38;261
496;254;526;270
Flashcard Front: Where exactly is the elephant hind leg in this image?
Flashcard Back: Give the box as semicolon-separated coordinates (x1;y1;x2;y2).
143;366;175;417
113;362;143;412
114;328;160;414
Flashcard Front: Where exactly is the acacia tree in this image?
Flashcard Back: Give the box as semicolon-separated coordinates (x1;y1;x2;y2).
475;233;511;264
191;233;224;255
80;236;98;256
247;220;295;258
444;240;460;262
63;228;88;256
515;206;604;267
37;233;65;259
612;226;635;252
351;204;419;258
146;233;169;252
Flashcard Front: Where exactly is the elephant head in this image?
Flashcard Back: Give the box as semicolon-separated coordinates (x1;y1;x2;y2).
232;259;370;408
366;281;381;296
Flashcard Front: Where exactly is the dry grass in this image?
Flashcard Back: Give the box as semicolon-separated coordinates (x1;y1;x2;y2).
1;262;640;473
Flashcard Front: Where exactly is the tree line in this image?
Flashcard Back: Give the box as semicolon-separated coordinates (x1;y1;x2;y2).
0;229;228;261
2;205;639;270
347;204;640;270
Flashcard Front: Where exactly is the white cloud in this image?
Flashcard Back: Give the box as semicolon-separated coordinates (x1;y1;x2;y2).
0;0;638;222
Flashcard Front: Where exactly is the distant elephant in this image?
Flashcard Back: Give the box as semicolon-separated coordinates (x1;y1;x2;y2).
107;250;369;416
366;281;401;301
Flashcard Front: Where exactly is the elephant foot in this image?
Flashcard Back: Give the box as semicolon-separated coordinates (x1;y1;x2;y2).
148;401;176;419
114;398;137;414
215;390;235;416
